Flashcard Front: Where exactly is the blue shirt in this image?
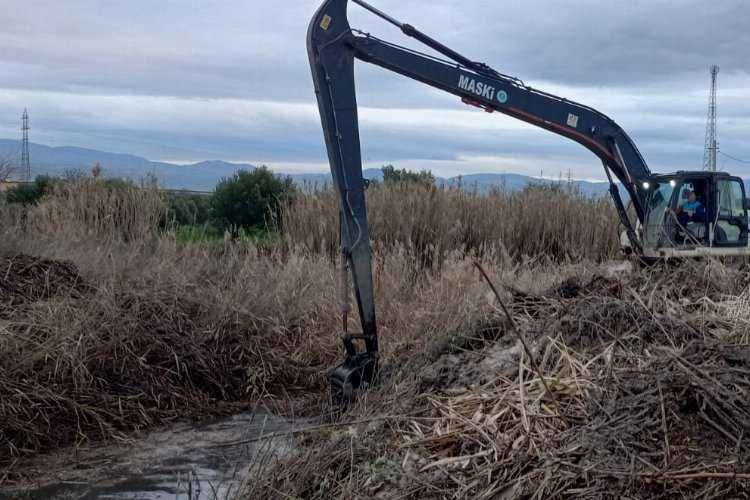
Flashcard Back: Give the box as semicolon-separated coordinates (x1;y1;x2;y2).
682;200;702;213
681;200;705;221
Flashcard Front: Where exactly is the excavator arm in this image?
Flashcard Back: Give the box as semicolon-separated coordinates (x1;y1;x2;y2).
307;0;652;400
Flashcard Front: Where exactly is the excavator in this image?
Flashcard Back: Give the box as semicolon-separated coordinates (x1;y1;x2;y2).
307;0;750;400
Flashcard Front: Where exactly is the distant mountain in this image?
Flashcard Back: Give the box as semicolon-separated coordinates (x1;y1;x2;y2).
289;169;613;196
4;139;744;197
439;173;612;197
0;139;254;191
0;138;615;195
288;168;383;189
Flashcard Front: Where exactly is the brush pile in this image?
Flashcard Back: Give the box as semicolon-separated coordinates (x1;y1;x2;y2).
262;261;750;499
0;253;329;466
0;254;90;316
395;262;750;498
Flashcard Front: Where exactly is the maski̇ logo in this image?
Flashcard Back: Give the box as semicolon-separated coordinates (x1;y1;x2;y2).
459;75;508;103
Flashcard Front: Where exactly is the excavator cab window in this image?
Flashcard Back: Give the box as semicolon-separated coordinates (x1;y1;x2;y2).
712;178;749;246
671;179;709;246
643;180;677;248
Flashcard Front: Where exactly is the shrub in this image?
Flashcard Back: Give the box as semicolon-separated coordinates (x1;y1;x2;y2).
211;167;296;233
164;191;212;226
6;176;56;205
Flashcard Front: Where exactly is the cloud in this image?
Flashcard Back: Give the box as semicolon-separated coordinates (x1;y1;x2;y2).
0;0;748;179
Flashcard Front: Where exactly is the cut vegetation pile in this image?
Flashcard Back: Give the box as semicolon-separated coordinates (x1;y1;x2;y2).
0;254;90;315
259;261;750;499
0;252;334;466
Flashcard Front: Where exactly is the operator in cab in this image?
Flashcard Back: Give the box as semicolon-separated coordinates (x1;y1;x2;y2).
675;189;705;225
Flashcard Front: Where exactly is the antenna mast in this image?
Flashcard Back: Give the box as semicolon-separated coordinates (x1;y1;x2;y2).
21;109;30;181
702;65;719;172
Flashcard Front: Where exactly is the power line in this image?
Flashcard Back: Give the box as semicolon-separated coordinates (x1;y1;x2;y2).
719;151;750;164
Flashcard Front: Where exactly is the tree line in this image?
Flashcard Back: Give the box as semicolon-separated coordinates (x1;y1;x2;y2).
4;164;434;238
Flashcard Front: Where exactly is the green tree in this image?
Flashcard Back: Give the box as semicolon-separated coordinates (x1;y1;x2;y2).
211;167;296;234
381;164;435;186
164;192;212;226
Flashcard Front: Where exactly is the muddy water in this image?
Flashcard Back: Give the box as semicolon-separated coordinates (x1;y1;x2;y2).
2;410;305;500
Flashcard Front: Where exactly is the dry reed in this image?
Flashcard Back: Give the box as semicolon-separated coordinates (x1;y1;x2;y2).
25;177;166;242
282;183;619;267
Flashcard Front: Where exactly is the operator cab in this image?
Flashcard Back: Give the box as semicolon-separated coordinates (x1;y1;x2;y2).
638;171;750;257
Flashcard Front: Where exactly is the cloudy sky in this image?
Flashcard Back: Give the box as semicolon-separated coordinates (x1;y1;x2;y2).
1;0;748;179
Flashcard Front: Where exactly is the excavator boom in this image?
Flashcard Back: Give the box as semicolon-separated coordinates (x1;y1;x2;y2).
307;0;654;400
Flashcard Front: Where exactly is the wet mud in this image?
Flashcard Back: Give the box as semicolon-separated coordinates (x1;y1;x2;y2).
2;410;304;500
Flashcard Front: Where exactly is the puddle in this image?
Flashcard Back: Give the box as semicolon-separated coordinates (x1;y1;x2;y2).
2;410;306;500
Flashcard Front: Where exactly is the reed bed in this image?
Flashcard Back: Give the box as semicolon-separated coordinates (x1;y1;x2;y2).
24;177;166;242
282;182;619;267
